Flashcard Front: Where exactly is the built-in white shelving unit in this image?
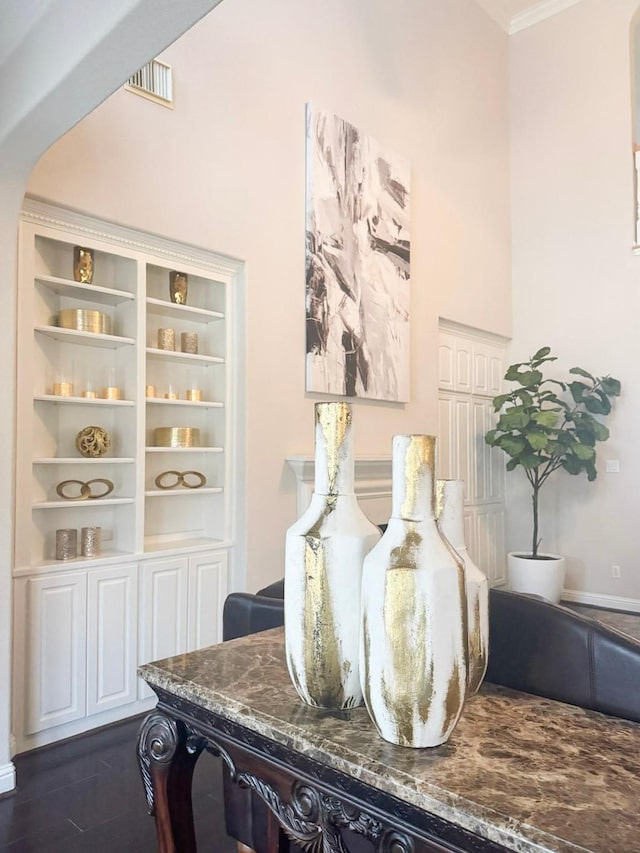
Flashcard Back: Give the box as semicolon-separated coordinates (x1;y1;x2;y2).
12;200;242;752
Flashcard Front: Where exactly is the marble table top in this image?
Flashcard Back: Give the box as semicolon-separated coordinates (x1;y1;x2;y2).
139;628;640;853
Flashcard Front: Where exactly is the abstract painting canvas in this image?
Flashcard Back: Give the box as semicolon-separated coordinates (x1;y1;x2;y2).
305;105;410;402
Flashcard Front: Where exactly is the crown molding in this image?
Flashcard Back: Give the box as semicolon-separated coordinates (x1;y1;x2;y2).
509;0;582;34
474;0;583;35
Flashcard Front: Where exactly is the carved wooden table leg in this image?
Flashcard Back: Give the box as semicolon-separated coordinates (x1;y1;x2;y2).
137;712;205;853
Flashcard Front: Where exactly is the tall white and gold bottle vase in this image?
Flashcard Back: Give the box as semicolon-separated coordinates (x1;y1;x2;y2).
284;402;381;710
360;435;467;748
436;479;489;695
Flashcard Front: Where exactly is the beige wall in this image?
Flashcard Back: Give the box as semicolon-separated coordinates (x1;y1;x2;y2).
510;0;640;601
27;0;512;591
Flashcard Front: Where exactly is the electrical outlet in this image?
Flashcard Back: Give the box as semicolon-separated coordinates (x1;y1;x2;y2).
611;564;621;579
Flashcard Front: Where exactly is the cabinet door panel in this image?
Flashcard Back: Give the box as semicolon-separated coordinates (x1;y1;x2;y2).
26;573;87;734
437;395;454;480
139;557;189;699
188;551;229;651
87;564;138;715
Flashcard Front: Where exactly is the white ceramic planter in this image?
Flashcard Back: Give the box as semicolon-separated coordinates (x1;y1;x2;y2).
507;552;566;604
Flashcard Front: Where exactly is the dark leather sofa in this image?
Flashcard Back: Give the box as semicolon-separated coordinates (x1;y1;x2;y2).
222;580;640;852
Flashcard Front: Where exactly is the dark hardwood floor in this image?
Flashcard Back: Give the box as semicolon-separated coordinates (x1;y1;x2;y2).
0;715;237;852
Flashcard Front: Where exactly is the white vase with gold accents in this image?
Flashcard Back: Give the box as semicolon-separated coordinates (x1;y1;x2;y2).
360;435;467;747
284;402;381;710
437;479;489;695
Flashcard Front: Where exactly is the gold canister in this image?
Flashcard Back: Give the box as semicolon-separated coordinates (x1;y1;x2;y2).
145;385;156;398
58;309;111;335
181;332;198;354
154;427;201;448
185;388;203;402
56;528;77;561
73;246;94;283
157;328;175;351
81;526;102;558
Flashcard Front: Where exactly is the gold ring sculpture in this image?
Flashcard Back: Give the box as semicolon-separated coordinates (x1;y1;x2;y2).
56;478;115;500
154;470;207;490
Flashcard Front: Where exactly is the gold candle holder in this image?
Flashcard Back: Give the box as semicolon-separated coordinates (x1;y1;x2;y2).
146;385;156;398
154;426;201;448
157;328;175;351
55;528;77;561
53;381;74;397
102;386;122;400
81;526;102;558
186;388;203;402
181;332;198;354
82;390;98;399
164;391;179;400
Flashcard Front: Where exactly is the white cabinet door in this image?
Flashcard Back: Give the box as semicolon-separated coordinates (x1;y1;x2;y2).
139;557;189;668
26;572;87;734
139;557;189;699
87;564;138;715
187;550;228;652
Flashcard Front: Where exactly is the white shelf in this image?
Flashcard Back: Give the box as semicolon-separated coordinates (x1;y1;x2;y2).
33;498;135;509
33;457;135;464
143;535;228;554
22;550;135;573
35;275;134;306
146;347;224;365
144;487;223;497
145;446;223;453
146;297;224;323
34;395;135;407
145;398;224;409
35;325;135;349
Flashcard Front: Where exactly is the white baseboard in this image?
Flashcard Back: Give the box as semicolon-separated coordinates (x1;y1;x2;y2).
0;760;16;795
562;588;640;614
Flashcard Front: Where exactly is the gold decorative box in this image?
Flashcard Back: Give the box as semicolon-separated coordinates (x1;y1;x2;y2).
154;427;201;448
58;308;111;335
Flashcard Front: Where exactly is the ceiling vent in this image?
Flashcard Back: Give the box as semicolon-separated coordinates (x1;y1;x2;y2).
125;59;173;108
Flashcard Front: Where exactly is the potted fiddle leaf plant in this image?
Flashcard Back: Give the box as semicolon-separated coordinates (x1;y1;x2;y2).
485;347;621;603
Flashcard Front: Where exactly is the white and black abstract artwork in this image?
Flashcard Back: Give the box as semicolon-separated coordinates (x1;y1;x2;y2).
305;105;410;402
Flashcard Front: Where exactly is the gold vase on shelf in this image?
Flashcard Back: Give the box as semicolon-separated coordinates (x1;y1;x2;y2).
169;271;188;304
73;246;94;283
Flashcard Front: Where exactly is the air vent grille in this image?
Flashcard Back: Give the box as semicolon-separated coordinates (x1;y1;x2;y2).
125;59;173;107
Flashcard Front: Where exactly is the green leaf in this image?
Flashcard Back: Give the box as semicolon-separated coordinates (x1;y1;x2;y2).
520;453;544;469
568;381;588;403
491;393;512;411
506;458;520;472
527;432;550;450
569;366;595;381
498;436;527;456
562;456;582;475
485;430;497;445
584;395;608;415
514;390;533;407
532;346;552;361
532;410;559;428
601;377;621;397
498;410;530;430
573;444;595;460
586;461;597;481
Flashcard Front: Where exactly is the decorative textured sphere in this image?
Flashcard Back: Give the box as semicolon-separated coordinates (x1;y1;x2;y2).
75;425;111;458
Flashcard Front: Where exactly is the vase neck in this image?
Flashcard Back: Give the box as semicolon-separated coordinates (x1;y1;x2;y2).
313;402;355;495
391;435;437;521
436;479;466;550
